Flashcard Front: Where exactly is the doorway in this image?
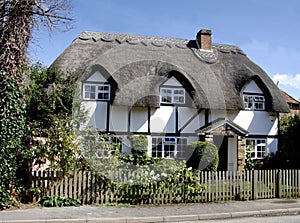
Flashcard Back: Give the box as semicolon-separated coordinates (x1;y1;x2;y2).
213;135;228;171
213;135;238;171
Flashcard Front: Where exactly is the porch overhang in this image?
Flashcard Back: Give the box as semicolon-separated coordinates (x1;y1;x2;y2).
196;118;249;136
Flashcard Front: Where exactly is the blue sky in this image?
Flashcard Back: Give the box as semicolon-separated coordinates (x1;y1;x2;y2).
30;0;300;100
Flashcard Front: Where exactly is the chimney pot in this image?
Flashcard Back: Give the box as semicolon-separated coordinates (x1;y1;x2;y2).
196;29;212;51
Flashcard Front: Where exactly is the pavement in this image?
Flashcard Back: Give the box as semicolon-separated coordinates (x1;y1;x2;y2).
0;198;300;223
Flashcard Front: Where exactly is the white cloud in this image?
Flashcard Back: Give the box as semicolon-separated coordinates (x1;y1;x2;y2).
272;73;300;90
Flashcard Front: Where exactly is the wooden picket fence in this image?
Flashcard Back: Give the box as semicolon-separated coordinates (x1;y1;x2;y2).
31;169;300;205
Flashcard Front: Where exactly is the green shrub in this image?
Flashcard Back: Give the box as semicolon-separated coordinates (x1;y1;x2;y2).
129;135;148;156
40;196;81;207
278;114;300;168
121;135;150;165
118;165;205;204
186;141;219;171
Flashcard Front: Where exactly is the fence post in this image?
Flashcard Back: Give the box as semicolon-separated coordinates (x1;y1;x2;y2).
276;169;282;198
252;170;258;200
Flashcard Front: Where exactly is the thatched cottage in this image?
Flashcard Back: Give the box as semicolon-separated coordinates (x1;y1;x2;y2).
52;29;289;171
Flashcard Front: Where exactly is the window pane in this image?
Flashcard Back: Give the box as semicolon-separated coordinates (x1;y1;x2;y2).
161;89;172;95
98;92;109;100
246;138;266;159
99;86;109;91
152;138;163;158
84;85;96;99
243;95;253;109
255;102;264;110
164;144;175;158
174;89;184;95
243;94;265;110
161;96;172;103
174;96;184;103
90;92;95;99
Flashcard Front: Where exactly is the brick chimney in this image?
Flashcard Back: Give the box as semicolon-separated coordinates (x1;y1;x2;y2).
196;29;212;51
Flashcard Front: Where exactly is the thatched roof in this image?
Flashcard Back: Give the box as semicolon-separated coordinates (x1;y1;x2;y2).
51;31;289;112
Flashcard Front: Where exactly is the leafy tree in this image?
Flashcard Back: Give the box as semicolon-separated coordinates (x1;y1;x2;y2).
277;114;300;168
0;0;72;208
26;64;84;174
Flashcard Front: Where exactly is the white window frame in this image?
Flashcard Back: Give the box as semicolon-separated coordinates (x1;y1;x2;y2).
151;137;187;159
245;138;267;159
160;87;185;104
83;83;110;100
243;94;265;110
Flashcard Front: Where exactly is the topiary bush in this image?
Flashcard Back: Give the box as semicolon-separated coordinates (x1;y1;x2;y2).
186;141;219;171
123;135;151;165
129;135;148;156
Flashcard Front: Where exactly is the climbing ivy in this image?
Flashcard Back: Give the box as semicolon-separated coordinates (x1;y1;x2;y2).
0;70;27;208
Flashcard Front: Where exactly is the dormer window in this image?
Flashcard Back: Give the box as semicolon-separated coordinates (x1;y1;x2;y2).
160;87;185;104
83;83;110;100
242;80;267;111
243;94;265;110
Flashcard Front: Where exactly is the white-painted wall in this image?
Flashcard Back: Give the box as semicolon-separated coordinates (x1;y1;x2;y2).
233;111;277;135
109;106;128;132
178;107;205;133
83;101;107;131
130;107;148;132
243;80;263;93
162;76;183;86
150;106;175;133
86;71;108;82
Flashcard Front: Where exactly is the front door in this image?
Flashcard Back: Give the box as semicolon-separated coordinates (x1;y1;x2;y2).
213;135;238;171
213;135;228;171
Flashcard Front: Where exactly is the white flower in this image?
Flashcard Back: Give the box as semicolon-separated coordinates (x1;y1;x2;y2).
161;172;168;177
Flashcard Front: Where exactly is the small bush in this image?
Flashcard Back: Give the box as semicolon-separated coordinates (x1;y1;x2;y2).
122;135;150;165
187;141;219;171
129;135;148;157
40;196;81;207
118;165;205;204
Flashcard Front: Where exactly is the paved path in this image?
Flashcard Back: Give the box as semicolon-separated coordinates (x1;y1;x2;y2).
0;198;300;223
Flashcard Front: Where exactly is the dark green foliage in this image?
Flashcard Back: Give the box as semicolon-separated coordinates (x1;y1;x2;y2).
118;165;205;204
186;141;219;171
245;114;300;170
129;135;148;157
0;71;28;208
25;64;78;129
41;196;81;207
0;0;72;209
26;64;85;174
120;135;153;165
79;132;206;205
277;115;300;169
